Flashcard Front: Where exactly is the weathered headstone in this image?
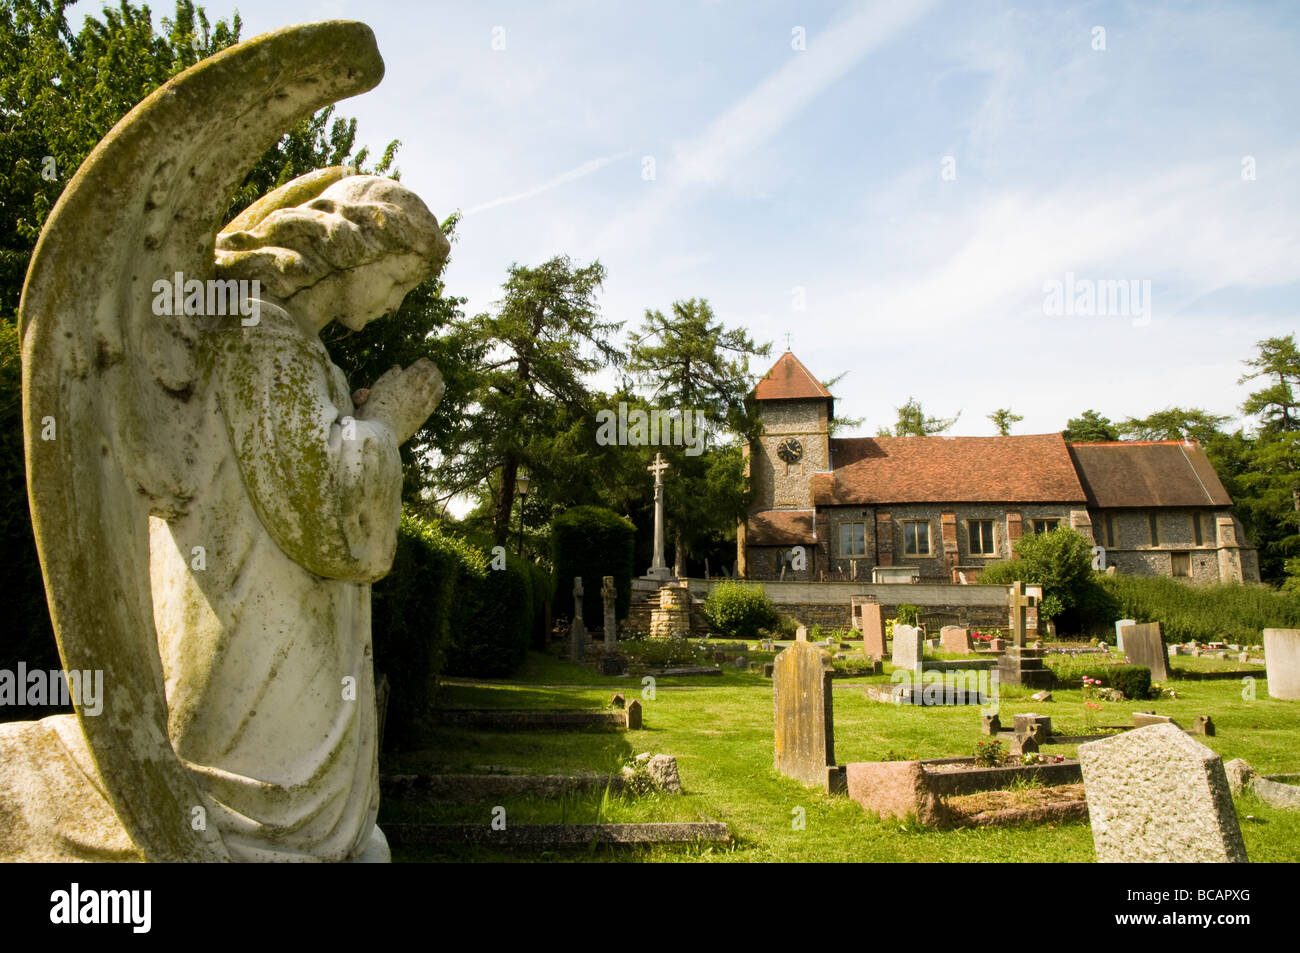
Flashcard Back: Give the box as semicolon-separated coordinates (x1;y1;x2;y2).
1124;622;1170;682
981;713;1001;735
1115;619;1135;652
796;625;809;642
861;603;887;659
891;624;923;672
773;641;838;790
569;576;587;662
940;625;970;654
1193;715;1215;736
1264;628;1300;700
601;575;618;654
1078;723;1247;863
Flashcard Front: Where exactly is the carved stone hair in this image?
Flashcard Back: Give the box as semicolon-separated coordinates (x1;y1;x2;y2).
214;174;449;298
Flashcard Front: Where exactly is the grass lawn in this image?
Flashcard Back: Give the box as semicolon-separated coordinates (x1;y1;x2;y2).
382;650;1300;863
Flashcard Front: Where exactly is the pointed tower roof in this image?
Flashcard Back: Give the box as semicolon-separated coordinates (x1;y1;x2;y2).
753;351;833;402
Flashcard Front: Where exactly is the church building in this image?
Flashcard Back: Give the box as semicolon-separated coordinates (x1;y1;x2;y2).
738;352;1259;585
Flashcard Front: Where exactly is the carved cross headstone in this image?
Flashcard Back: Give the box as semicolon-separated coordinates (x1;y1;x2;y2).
1010;581;1037;649
601;575;618;654
645;453;672;581
569;576;587;662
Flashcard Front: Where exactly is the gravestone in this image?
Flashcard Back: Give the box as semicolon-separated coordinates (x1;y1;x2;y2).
601;576;618;654
796;625;809;642
1115;619;1135;652
569;576;587;662
940;625;970;654
773;641;838;790
1124;622;1170;682
1078;723;1247;863
996;582;1052;687
1263;628;1300;700
891;624;923;673
861;603;887;659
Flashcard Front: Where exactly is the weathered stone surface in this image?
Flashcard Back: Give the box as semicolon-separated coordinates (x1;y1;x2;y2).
861;604;888;658
940;625;970;654
1224;759;1300;809
1193;715;1215;736
773;641;836;789
645;754;683;794
1124;622;1171;682
1031;690;1053;703
1010;733;1039;756
845;761;943;825
1078;723;1247;863
981;713;1001;735
1013;713;1051;738
1264;628;1300;700
0;716;141;861
891;624;923;672
10;21;446;863
1132;711;1180;729
1115;619;1136;651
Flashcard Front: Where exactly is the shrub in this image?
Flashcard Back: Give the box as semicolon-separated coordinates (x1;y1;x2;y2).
701;581;779;640
977;527;1116;633
1097;574;1300;645
974;739;1005;767
446;549;534;678
895;604;920;626
1109;664;1153;701
372;515;485;745
1046;656;1154;699
551;506;635;627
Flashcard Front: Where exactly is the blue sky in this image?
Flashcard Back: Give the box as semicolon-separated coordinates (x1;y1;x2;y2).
152;0;1298;436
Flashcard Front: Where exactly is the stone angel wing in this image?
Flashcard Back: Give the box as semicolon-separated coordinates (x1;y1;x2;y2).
18;22;386;861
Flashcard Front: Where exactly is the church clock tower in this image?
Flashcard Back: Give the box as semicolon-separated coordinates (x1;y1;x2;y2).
748;351;833;510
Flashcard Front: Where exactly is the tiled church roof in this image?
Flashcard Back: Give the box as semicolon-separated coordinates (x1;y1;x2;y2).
1067;441;1233;508
753;351;833;402
812;434;1087;505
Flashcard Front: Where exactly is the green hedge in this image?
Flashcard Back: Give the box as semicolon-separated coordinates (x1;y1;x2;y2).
702;581;779;640
446;549;533;678
1047;657;1154;699
371;515;485;745
372;516;539;745
551;506;635;626
1098;574;1300;646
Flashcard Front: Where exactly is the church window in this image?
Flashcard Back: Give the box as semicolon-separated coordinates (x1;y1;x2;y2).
1105;513;1116;548
1148;512;1160;546
1193;512;1203;546
968;520;996;555
839;521;866;556
903;520;930;556
1031;519;1060;534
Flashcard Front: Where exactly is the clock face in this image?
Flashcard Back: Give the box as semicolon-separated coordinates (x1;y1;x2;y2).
777;437;803;464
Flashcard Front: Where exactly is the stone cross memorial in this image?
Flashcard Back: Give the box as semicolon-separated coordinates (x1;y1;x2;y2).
773;641;839;791
1124;622;1170;683
1264;628;1300;700
601;575;618;654
1078;723;1248;863
644;453;672;582
570;576;588;662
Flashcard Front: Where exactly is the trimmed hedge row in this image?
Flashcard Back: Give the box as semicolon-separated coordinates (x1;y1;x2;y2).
552;506;635;626
371;515;553;746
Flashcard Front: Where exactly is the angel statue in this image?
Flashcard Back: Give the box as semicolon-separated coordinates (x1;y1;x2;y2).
1;22;446;862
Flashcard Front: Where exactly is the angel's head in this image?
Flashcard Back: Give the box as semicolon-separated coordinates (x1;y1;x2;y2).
215;171;450;332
